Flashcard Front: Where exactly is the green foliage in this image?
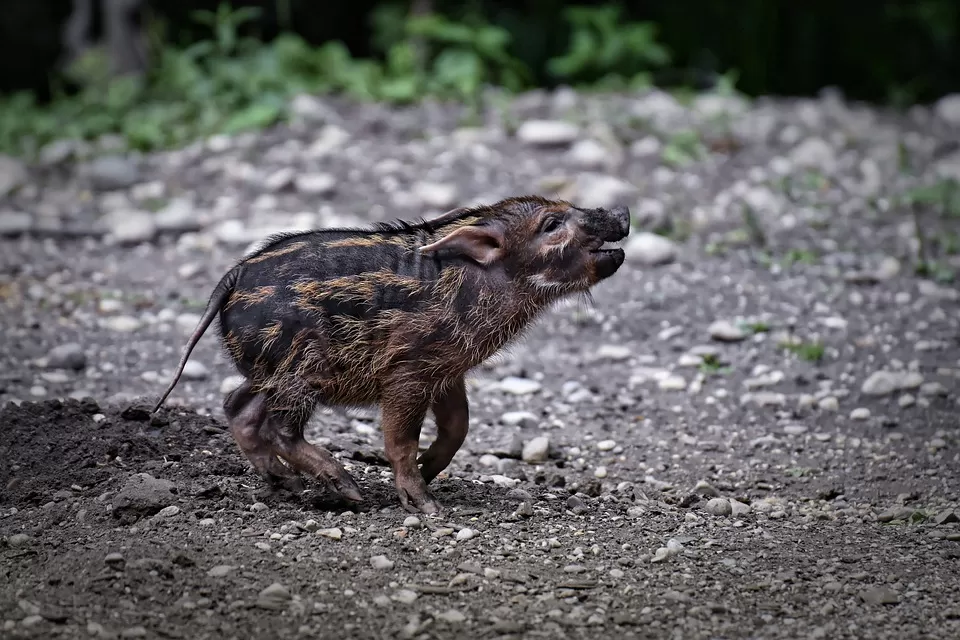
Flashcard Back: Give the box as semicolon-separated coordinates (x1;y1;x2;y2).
698;353;732;376
660;128;705;168
547;5;670;90
898;177;960;218
0;1;551;155
779;339;826;363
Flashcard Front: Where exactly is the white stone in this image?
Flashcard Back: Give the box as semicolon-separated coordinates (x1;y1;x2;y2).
624;232;677;266
306;125;351;158
220;375;246;394
850;408;871;421
522;436;550;464
575;173;636;209
861;370;924;396
935;94;960;126
729;499;752;517
501;411;537;427
596;439;617;451
596;345;632;361
101;316;141;332
413;182;459;209
181;360;209;381
658;375;687;390
567;139;608;168
294;172;336;196
264;167;295;191
0;210;31;235
516;120;580;146
289;94;336;123
111;211;156;244
677;353;703;367
154;198;199;231
316;528;342;540
708;320;746;342
478;454;500;468
818;396;839;412
789;138;836;172
705;498;732;516
0;155;27;198
630;136;661;157
498;377;541;395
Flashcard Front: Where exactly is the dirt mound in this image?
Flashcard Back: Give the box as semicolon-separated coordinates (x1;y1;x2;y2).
0;399;237;508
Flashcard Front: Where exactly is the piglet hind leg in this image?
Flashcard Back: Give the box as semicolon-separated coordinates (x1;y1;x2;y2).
261;404;364;505
381;387;441;515
418;376;469;485
223;380;305;493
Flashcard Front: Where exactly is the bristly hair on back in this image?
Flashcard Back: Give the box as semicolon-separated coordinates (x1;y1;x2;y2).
370;194;567;235
247;195;570;255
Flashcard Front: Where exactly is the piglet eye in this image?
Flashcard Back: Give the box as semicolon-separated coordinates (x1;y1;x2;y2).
541;217;562;233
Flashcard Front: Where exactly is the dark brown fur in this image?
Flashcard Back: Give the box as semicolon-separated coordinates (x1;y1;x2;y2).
152;196;630;514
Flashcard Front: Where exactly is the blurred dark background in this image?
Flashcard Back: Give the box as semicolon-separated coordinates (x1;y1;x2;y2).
4;0;958;103
1;0;958;156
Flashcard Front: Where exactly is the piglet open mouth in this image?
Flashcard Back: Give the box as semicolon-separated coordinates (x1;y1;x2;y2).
588;237;627;280
590;238;626;254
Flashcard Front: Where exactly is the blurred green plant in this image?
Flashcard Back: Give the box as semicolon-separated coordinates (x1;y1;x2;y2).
547;5;671;90
779;339;826;363
0;1;545;155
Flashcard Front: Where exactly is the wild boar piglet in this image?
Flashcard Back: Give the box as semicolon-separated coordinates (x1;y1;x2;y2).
153;195;631;514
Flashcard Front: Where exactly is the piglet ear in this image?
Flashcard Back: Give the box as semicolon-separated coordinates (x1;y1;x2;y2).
418;224;504;265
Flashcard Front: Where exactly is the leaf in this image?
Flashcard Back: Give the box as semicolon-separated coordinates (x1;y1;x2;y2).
221;102;282;134
379;76;421;103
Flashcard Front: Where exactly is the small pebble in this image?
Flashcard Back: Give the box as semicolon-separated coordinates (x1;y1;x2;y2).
391;589;418;604
596;439;617;451
694;480;720;497
104;552;125;568
708;320;746;342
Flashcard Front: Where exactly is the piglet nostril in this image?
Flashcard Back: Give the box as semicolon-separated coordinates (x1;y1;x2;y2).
613;205;631;235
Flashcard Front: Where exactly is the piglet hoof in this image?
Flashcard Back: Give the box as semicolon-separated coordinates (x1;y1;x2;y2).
397;481;441;515
328;472;364;504
313;466;363;504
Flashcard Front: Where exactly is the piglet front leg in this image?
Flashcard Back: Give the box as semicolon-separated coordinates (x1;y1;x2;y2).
380;382;441;515
418;376;469;485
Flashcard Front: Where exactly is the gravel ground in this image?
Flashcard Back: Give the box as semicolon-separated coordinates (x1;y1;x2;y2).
1;87;959;640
